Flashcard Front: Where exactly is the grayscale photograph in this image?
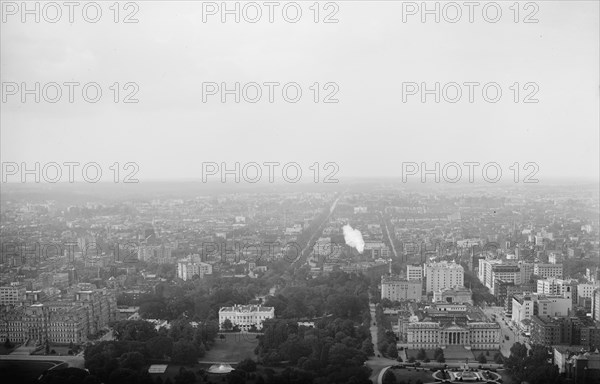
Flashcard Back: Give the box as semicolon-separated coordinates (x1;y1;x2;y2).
0;1;599;383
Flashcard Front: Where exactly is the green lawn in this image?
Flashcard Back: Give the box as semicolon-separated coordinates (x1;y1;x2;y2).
201;333;259;363
388;367;434;384
405;349;437;359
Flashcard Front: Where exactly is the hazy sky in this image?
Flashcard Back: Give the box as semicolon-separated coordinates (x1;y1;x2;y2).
1;1;599;183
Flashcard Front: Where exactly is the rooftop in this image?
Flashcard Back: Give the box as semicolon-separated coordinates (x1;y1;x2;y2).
219;304;274;313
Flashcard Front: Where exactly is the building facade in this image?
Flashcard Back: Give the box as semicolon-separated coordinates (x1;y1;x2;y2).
512;293;572;331
425;261;464;293
381;275;422;302
407;264;423;281
218;304;274;331
534;263;563;279
406;321;500;350
0;285;26;306
177;258;213;281
593;288;600;322
433;286;473;305
0;287;115;344
478;259;521;291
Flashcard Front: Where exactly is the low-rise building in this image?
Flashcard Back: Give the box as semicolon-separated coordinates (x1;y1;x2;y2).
218;304;274;331
433;286;472;305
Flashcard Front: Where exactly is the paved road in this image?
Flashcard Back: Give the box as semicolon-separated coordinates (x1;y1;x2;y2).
379;211;398;259
365;300;398;384
0;354;85;369
291;195;341;268
482;306;529;357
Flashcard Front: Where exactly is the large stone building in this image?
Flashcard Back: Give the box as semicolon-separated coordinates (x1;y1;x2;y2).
425;261;464;293
511;293;572;332
478;259;521;291
381;274;422;302
218;304;274;331
0;285;26;306
0;286;116;344
577;283;599;300
531;315;600;349
406;321;500;350
503;283;536;317
406;264;423;281
592;288;600;322
405;303;500;350
537;278;577;304
177;255;213;281
534;263;563;279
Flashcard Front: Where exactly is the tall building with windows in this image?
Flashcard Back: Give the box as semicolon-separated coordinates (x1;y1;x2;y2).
381;274;422;302
177;256;213;281
478;259;521;291
518;261;535;283
593;288;600;322
537;278;577;304
407;264;423;281
578;283;598;300
425;261;463;293
511;293;572;332
534;263;563;279
531;315;600;349
0;285;26;306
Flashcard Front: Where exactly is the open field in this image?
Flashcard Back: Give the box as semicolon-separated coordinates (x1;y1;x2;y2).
406;347;476;362
201;333;259;363
387;367;435;383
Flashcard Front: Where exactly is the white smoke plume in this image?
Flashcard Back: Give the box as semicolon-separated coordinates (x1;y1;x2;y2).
343;224;365;254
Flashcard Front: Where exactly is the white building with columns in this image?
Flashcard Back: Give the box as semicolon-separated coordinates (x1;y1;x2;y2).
218;304;274;331
406;321;500;350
